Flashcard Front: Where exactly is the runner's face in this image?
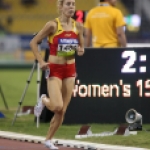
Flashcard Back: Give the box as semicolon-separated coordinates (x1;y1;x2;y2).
62;0;75;17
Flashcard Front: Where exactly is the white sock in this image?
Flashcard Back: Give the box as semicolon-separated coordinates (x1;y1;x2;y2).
41;94;46;99
45;139;51;144
45;140;59;149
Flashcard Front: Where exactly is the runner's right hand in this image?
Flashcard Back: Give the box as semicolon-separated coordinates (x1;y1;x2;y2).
39;61;49;70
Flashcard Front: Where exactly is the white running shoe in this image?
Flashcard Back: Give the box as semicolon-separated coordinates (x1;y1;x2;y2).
34;94;46;117
45;140;59;150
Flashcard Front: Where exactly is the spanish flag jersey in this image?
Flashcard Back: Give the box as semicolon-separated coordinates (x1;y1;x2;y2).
84;2;126;48
47;18;79;56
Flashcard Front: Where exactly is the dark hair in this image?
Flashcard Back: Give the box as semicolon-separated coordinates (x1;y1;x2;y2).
100;0;105;2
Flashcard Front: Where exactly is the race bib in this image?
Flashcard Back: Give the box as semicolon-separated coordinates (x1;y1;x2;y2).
57;38;79;56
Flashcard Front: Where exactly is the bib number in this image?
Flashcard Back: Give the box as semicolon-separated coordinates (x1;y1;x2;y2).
57;38;79;56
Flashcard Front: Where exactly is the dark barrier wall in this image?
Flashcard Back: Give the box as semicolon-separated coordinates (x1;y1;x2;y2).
40;48;150;124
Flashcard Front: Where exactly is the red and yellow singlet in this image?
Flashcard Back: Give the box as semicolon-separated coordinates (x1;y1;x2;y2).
47;18;79;56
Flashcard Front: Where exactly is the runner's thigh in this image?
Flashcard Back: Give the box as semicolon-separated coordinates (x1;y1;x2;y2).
62;77;75;111
47;77;63;106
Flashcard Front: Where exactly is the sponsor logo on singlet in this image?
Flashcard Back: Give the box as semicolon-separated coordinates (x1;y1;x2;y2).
59;39;78;44
57;38;79;56
64;33;71;37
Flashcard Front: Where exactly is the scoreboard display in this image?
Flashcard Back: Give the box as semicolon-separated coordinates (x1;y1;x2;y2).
64;48;150;124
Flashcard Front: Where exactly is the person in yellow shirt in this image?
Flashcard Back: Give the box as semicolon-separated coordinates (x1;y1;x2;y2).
84;0;127;48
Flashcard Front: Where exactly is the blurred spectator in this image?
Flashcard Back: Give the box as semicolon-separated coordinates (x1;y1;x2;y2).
0;20;9;35
84;0;127;48
0;20;5;31
6;16;13;26
0;0;11;10
21;0;37;6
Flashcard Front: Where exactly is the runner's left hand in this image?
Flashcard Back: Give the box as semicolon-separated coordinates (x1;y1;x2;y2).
77;46;84;56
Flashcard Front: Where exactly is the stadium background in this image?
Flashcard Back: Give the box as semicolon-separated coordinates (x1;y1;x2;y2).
0;0;150;65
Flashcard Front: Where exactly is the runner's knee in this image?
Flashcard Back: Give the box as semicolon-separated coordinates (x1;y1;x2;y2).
53;104;63;112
